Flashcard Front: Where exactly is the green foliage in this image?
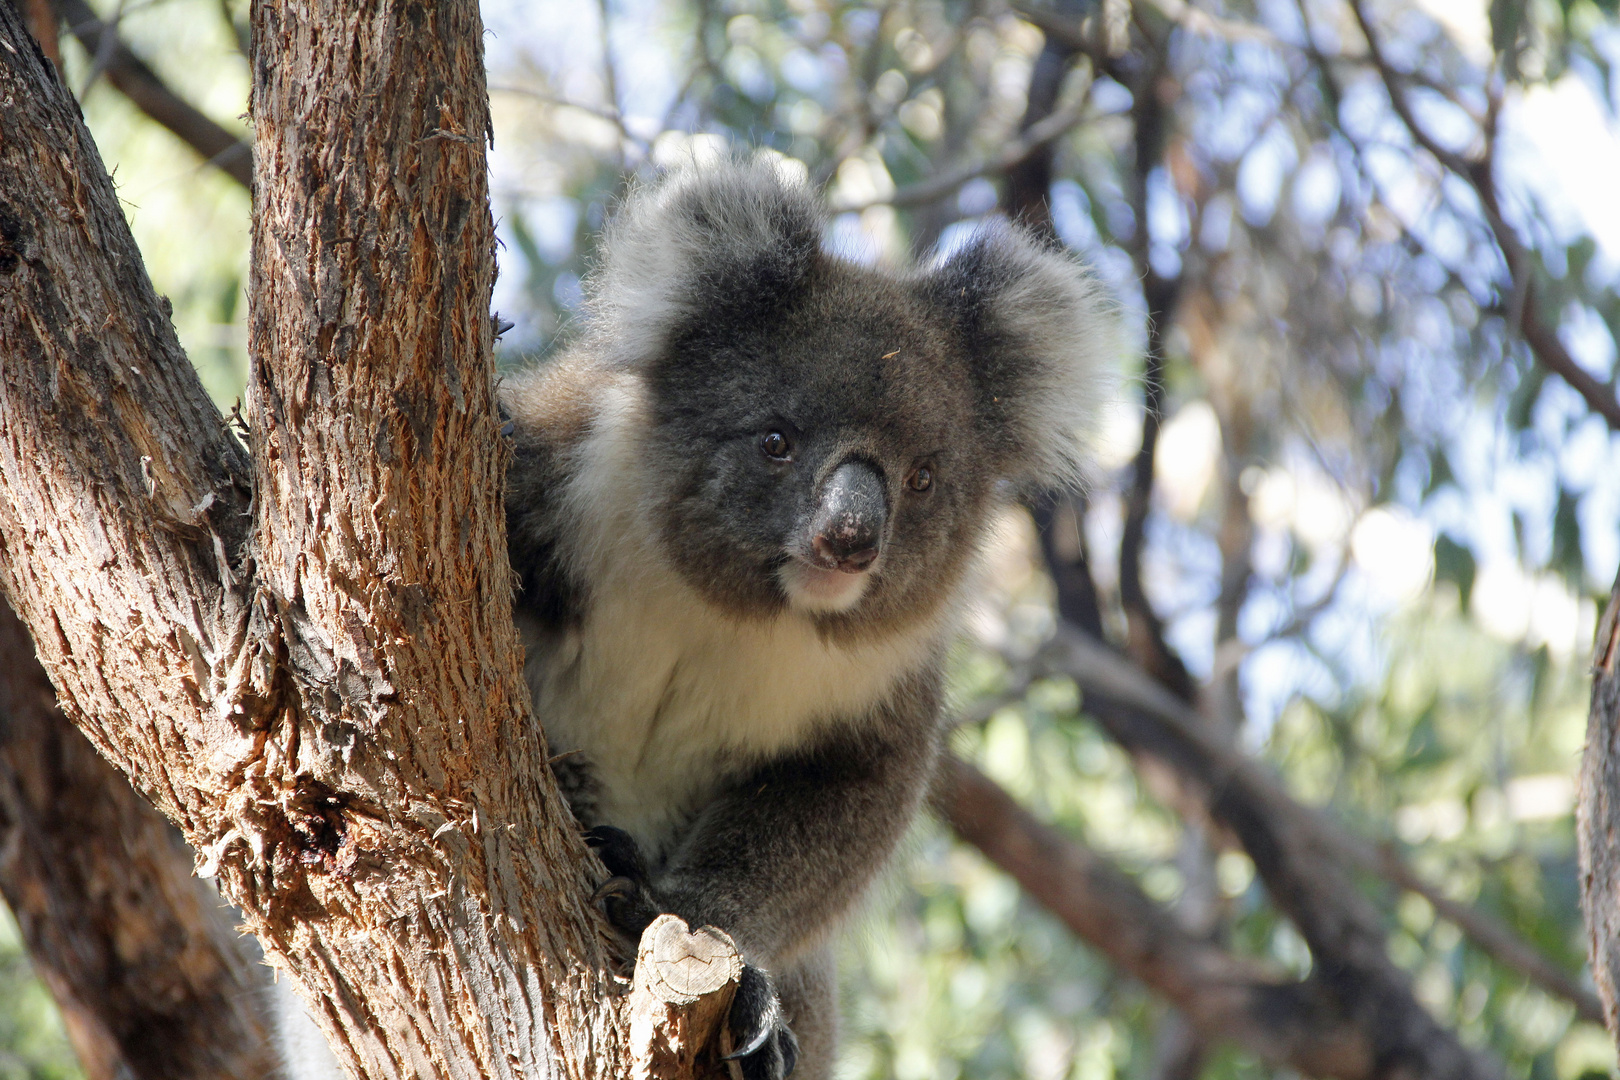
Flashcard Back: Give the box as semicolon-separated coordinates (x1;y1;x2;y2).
60;5;252;410
0;912;79;1080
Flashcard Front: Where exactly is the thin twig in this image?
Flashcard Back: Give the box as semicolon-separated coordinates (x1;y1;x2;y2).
1345;0;1620;429
217;0;248;60
830;87;1095;212
487;84;648;149
813;0;901;188
594;0;625;170
78;0;124;97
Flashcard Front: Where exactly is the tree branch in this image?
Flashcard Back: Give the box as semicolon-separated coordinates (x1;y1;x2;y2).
1003;0;1093;238
938;758;1380;1077
1060;630;1503;1077
235;1;629;1075
1053;625;1596;1039
0;1;650;1076
51;0;252;189
1103;32;1197;704
20;0;60;68
0;601;278;1080
1578;572;1620;1036
1000;3;1113;639
626;916;743;1080
829;93;1095;213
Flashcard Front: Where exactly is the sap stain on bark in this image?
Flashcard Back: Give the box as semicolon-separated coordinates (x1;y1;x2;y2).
284;779;355;877
0;199;27;274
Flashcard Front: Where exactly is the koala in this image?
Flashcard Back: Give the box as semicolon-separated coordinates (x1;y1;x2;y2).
497;157;1116;1080
273;156;1113;1080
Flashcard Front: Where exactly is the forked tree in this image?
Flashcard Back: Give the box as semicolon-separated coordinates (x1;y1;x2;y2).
0;0;732;1076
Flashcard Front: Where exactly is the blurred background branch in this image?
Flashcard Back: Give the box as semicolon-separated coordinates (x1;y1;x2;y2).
46;0;251;188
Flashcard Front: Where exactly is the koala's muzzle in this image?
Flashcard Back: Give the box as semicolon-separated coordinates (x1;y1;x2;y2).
809;460;887;572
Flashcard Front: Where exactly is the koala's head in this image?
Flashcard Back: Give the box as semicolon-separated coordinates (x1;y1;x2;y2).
586;157;1118;636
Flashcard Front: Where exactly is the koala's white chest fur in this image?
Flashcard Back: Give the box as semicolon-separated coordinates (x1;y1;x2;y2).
526;380;941;857
529;562;932;854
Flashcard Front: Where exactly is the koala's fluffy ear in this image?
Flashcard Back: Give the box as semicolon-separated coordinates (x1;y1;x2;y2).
584;156;824;367
924;223;1121;492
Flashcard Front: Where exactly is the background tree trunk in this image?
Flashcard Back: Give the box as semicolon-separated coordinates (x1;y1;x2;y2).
1579;572;1620;1042
0;600;278;1080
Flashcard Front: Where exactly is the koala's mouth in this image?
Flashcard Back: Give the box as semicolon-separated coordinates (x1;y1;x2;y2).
779;557;874;615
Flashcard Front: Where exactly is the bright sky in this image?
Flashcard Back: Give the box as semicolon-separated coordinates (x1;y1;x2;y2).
1409;0;1620;273
1503;70;1620;276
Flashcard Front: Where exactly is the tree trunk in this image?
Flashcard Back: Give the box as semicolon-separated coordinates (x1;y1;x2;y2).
1579;572;1620;1041
0;0;673;1074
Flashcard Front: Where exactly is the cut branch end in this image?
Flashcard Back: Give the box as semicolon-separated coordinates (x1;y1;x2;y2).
627;915;744;1080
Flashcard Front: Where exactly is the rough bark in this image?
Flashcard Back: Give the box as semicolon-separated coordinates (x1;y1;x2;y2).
1579;572;1620;1040
0;601;278;1080
0;0;646;1077
236;0;634;1076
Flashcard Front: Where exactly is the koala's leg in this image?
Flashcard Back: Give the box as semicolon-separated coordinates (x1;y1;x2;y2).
776;946;837;1080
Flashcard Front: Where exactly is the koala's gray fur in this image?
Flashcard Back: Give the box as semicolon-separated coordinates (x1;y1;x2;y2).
495;157;1117;1080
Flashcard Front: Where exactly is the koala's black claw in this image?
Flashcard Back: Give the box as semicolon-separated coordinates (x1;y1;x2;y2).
584;825;650;884
725;965;797;1080
584;828;660;940
590;875;640;903
733;1024;798;1080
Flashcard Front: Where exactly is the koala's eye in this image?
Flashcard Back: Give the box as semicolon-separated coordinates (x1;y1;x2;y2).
907;465;933;492
760;431;793;461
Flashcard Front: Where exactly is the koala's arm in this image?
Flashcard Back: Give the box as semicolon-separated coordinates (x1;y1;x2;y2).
657;672;943;971
501;355;601;629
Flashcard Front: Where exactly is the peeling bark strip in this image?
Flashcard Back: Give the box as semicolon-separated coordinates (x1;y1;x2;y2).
0;602;278;1080
0;0;657;1075
1579;574;1620;1040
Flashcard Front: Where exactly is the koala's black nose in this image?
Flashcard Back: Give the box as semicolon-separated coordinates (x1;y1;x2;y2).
810;460;887;572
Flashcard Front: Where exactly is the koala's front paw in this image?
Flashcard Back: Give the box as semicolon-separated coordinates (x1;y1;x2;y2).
584;825;660;941
726;965;799;1080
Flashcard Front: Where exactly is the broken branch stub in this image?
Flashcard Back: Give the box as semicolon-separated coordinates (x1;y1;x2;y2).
628;915;744;1080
